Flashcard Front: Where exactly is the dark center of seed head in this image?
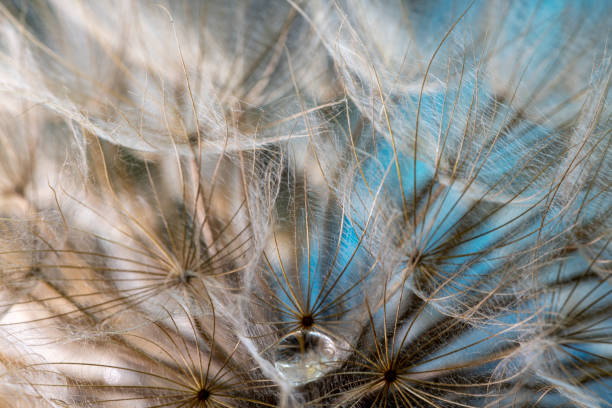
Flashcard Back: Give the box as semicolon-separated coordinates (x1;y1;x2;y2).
180;269;195;284
409;251;421;265
384;369;397;384
300;314;314;328
197;388;210;401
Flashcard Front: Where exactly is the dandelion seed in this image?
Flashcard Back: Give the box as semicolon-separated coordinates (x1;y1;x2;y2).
0;0;610;407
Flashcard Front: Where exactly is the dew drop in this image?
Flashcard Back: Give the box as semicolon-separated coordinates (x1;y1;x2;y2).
273;330;338;385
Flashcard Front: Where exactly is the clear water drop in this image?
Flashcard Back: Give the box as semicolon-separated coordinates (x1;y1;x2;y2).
273;330;338;385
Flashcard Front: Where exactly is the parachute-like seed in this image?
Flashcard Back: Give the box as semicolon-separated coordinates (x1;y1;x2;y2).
0;0;610;407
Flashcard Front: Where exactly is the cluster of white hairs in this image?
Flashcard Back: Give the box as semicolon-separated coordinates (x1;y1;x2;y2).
0;0;610;407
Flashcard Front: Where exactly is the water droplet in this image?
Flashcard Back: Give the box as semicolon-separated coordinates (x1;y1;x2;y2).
273;330;338;385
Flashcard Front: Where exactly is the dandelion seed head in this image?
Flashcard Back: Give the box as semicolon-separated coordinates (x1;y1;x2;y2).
0;0;610;406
